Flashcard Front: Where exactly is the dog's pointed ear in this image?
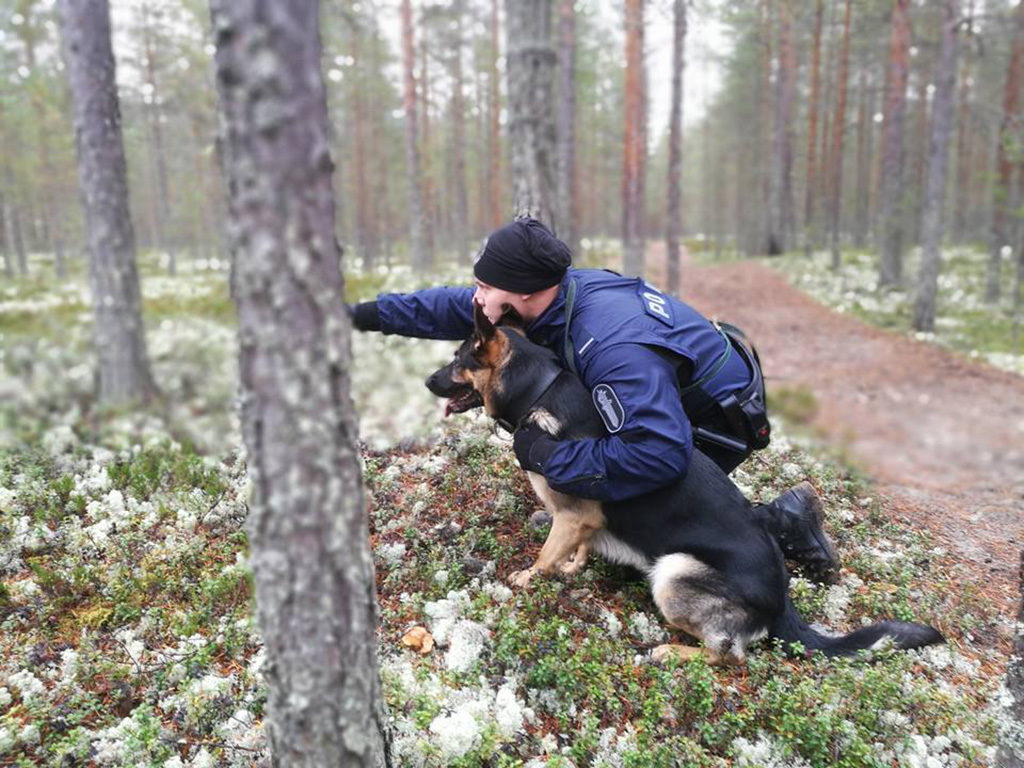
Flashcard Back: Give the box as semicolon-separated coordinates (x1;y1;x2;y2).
473;302;496;342
499;305;526;332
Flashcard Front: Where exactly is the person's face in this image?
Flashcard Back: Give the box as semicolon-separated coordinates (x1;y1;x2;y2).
473;280;531;324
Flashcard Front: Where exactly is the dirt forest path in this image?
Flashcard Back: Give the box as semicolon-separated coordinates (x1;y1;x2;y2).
646;243;1024;614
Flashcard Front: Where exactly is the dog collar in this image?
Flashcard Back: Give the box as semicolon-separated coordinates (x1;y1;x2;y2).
494;365;564;434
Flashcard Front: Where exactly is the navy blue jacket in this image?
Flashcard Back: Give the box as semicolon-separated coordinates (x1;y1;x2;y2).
376;268;753;501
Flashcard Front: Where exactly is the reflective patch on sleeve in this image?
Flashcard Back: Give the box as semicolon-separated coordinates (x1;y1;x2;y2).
592;383;625;433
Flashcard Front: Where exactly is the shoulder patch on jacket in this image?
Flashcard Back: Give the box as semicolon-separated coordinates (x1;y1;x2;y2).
592;384;625;433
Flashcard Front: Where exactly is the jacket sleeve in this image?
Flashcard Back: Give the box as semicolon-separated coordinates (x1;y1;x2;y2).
540;343;693;502
376;286;476;340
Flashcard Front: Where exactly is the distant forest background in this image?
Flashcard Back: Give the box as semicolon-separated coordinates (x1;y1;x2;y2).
2;0;1023;317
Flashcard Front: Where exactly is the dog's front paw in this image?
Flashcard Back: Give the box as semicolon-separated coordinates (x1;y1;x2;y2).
650;644;704;665
508;568;536;588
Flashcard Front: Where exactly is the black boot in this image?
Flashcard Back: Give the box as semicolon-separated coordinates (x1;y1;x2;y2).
754;481;840;584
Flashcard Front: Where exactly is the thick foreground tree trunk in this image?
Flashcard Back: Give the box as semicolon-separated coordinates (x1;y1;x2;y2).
59;0;155;406
209;0;390;765
912;0;959;332
506;0;558;229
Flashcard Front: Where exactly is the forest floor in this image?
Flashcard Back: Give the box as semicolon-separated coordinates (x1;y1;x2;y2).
648;242;1024;620
0;249;1015;766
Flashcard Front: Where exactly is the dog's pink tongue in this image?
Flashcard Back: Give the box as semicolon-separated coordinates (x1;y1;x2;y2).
444;399;456;417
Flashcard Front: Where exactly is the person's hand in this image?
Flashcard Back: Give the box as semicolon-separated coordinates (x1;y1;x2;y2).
513;422;557;473
348;301;381;331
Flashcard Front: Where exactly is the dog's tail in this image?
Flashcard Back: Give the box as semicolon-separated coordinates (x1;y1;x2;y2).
769;593;944;657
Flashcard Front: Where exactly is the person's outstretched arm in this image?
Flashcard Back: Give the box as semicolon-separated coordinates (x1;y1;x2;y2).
351;285;476;340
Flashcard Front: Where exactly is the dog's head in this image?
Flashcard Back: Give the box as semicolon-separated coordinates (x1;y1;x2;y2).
425;304;523;418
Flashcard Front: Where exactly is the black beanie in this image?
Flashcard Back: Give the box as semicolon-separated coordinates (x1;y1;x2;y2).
473;218;572;293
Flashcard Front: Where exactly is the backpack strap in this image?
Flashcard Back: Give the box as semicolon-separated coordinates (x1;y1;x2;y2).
562;277;579;376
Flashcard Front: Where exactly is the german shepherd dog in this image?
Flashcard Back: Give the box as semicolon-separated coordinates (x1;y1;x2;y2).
426;305;944;664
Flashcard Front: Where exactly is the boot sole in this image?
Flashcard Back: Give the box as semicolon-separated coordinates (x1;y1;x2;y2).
793;481;840;585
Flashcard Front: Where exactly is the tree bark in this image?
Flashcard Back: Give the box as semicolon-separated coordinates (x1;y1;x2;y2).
756;0;773;255
401;0;430;271
350;25;377;271
878;0;911;288
450;0;470;264
804;0;824;247
419;29;437;257
621;0;646;274
208;0;390;765
19;6;67;279
506;0;558;230
665;0;686;294
997;550;1024;766
828;0;852;269
952;3;973;244
141;0;173;274
59;0;155;406
912;0;958;332
556;0;579;258
853;67;873;249
0;195;11;278
768;0;796;255
489;0;502;229
987;1;1024;304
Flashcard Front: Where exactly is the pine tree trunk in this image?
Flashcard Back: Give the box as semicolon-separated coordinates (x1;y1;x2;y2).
142;1;173;274
489;0;502;229
59;0;155;406
878;0;911;288
401;0;429;271
912;0;958;332
20;10;67;279
757;0;773;255
2;191;28;277
854;68;873;249
911;72;930;245
351;30;376;271
556;0;579;258
829;0;852;269
804;0;824;247
952;8;972;245
988;2;1024;303
622;0;646;274
451;0;470;264
665;0;686;294
997;550;1024;767
0;196;11;278
769;0;796;255
419;32;437;257
506;0;558;230
208;0;391;764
